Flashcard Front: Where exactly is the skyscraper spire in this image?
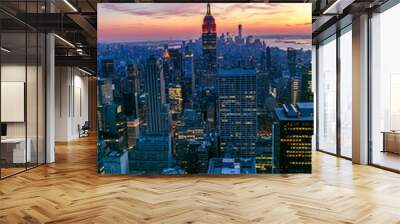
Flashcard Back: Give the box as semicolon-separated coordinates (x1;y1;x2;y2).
202;2;217;89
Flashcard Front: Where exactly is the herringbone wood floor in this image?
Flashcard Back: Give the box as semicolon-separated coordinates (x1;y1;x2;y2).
1;135;400;224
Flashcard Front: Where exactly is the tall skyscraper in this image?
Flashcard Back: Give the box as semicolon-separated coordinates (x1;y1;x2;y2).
168;84;183;114
175;109;206;173
235;24;245;45
125;64;140;119
183;49;195;100
98;60;127;142
266;47;272;72
272;103;313;173
98;59;129;173
300;64;313;102
101;59;114;78
290;78;300;105
217;68;257;158
143;56;170;134
130;56;173;174
169;49;183;83
283;77;300;105
184;49;194;80
287;47;297;77
162;45;172;85
202;3;217;89
255;138;273;173
125;64;140;148
129;133;173;174
257;72;269;112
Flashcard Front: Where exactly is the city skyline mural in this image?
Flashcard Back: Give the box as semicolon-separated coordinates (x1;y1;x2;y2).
97;3;314;174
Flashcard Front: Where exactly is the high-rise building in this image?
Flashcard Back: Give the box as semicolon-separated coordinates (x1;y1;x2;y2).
219;33;226;43
197;143;209;173
287;47;297;77
226;32;233;43
168;84;183;114
162;45;173;85
290;78;300;105
255;138;273;173
98;60;127;143
97;60;129;173
300;64;313;102
246;35;255;45
183;49;195;101
124;64;140;118
103;150;129;174
272;103;313;173
217;68;257;158
129;133;173;174
235;24;245;44
175;140;198;173
175;109;205;142
101;59;114;77
202;3;217;89
143;56;170;134
126;119;140;149
257;72;269;112
184;50;194;80
282;77;300;105
174;109;207;173
169;49;183;83
266;47;272;73
208;157;256;174
129;56;173;174
98;77;113;106
125;65;140;148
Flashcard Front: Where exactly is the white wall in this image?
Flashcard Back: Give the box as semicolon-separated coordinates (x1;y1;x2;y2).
55;67;69;141
1;64;43;137
1;64;27;138
1;63;46;164
55;67;89;141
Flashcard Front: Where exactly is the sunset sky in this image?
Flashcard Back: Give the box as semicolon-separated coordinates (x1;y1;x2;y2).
98;3;311;43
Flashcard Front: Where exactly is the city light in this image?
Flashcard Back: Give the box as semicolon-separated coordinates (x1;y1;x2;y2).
96;3;313;175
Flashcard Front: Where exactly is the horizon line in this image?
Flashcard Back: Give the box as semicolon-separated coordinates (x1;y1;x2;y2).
98;33;312;44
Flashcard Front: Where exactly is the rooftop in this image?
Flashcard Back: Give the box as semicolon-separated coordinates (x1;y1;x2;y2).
208;157;256;174
138;133;170;143
218;68;257;77
275;102;314;121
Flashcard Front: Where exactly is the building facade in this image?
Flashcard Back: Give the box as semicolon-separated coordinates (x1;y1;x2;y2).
202;3;217;89
273;103;313;173
143;56;170;134
217;68;257;158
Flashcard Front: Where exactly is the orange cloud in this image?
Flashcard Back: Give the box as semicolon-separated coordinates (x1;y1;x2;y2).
98;3;311;43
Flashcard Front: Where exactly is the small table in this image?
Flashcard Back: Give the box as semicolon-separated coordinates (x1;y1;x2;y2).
381;131;400;154
1;138;31;164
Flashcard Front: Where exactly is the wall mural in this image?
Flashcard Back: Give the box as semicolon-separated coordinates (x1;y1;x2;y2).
97;3;313;174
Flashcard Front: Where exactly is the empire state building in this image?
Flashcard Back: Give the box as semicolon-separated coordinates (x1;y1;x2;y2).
202;3;217;89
